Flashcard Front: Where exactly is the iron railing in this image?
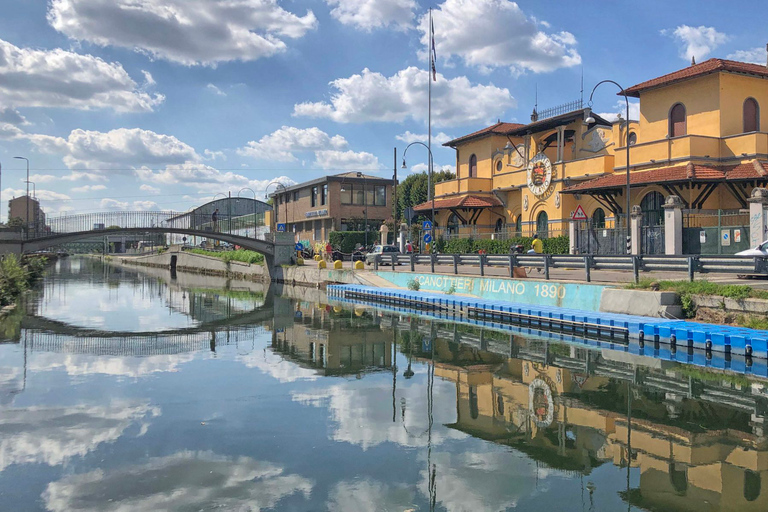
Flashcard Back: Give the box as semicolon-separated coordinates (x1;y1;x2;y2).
371;253;768;283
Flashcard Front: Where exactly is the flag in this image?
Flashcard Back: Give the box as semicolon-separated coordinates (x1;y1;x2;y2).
430;16;437;81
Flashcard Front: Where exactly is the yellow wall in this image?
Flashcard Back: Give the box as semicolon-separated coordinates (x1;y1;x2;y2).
718;73;768;136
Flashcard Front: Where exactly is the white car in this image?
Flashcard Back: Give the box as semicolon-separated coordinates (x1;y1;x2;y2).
736;240;768;257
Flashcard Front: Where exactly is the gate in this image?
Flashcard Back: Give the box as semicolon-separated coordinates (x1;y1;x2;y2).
641;226;665;255
573;221;627;254
682;210;750;255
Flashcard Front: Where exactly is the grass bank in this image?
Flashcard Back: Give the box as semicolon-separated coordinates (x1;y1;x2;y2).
184;248;264;265
0;254;49;308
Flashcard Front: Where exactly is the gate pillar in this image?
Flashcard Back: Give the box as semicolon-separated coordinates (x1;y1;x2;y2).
748;188;768;248
663;195;684;255
568;220;577;254
630;205;642;255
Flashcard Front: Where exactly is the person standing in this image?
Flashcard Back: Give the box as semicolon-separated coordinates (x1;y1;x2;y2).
405;240;413;254
528;233;543;273
211;208;219;232
325;241;333;262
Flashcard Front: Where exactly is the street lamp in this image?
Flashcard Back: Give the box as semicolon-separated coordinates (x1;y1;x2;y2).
402;141;435;243
24;180;36;237
357;172;369;247
238;187;258;238
13;156;29;236
584;80;632;254
265;181;287;231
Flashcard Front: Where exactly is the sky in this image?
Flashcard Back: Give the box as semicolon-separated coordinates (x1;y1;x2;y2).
0;0;766;220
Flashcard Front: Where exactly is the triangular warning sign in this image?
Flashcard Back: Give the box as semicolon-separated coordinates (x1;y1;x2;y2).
571;205;588;221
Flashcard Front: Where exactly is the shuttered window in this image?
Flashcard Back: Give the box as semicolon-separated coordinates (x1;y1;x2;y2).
744;98;759;133
468;154;477;178
669;103;686;137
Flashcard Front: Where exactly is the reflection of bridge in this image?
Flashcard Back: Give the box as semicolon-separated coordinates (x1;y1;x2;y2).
3;211;295;268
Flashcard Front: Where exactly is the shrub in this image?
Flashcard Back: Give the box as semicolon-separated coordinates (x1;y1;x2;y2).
187;248;264;264
329;231;369;254
0;255;28;306
407;278;421;291
441;235;568;255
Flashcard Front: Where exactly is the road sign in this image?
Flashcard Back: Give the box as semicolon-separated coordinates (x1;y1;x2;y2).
721;230;731;246
571;205;588;221
422;220;433;231
423;233;433;244
295;242;303;251
734;229;742;243
276;223;286;232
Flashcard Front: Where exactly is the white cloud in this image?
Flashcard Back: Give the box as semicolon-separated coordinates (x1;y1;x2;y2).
140;184;161;194
48;0;318;66
100;198;158;210
71;184;107;193
0;38;164;112
314;150;380;170
326;0;417;31
410;162;429;173
4;188;71;202
137;163;296;194
203;149;226;161
294;67;514;127
328;479;414;512
206;84;226;97
419;0;580;74
727;47;766;64
25;127;199;172
396;131;453;145
0;123;23;140
42;451;313;511
29;174;59;184
238;126;348;162
141;70;155;87
664;25;728;62
597;99;640;122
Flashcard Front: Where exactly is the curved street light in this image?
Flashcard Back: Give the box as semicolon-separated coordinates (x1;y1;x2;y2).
238;187;258;238
14;156;30;236
402;142;435;245
584;80;632;254
265;181;288;231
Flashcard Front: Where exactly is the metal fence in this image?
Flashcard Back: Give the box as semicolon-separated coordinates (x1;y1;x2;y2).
372;252;768;283
573;221;628;255
432;225;568;241
683;210;751;255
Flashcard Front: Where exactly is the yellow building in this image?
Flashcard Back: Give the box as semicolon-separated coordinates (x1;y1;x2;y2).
420;57;768;249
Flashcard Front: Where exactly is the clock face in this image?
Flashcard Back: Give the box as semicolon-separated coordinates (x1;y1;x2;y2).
527;154;552;197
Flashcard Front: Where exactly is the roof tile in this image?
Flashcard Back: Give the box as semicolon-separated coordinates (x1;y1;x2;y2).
413;194;502;211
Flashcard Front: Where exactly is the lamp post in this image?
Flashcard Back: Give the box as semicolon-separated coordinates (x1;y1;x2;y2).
13;156;29;236
265;181;287;232
402;141;435;237
585;80;632;253
356;172;369;247
238;187;258;238
24;180;36;236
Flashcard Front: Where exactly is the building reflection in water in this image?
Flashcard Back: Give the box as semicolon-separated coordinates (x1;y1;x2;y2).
372;313;768;512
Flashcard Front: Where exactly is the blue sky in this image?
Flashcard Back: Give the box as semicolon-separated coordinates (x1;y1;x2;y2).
0;0;765;219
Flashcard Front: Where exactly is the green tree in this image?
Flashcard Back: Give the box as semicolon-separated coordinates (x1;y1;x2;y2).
6;217;23;230
396;169;455;222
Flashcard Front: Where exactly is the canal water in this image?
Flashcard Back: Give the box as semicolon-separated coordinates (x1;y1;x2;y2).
1;257;766;511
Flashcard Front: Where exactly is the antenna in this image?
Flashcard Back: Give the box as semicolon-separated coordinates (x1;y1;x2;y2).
580;66;584;105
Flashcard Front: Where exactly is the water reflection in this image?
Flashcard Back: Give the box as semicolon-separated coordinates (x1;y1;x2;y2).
1;258;767;511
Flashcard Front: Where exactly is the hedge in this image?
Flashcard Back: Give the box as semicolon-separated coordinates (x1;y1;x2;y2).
437;236;569;255
328;231;369;254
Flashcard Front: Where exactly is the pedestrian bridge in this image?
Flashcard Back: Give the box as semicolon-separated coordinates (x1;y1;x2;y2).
5;211;295;266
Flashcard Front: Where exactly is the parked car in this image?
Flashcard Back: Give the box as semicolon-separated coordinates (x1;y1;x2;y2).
736;240;768;257
365;245;401;265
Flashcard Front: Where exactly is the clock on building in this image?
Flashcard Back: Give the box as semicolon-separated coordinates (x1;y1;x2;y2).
526;153;553;198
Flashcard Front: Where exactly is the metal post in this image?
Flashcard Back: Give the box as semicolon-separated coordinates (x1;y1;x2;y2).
687;256;695;282
453;254;458;275
584;255;591;282
479;254;485;276
632;256;640;284
430;253;435;273
410;253;415;272
544;254;550;280
508;254;514;278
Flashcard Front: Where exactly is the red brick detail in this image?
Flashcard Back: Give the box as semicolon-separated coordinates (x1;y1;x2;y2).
413;195;503;211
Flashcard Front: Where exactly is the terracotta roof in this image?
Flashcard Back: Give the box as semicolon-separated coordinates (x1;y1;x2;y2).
413;194;503;211
443;122;525;147
623;58;768;97
562;161;768;193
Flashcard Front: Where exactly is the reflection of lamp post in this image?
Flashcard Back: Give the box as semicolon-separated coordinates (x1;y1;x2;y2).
239;187;258;238
402;142;435;228
585;80;631;253
265;181;287;231
14;156;29;236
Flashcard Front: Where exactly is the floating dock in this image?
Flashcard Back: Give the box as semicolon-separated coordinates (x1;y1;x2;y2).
328;284;768;360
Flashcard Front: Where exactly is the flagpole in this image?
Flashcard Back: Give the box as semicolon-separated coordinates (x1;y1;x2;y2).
428;8;434;233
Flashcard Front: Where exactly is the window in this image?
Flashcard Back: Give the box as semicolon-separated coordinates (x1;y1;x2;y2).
321;184;327;205
340;186;351;205
285;193;290;203
340;219;348;231
495;160;503;174
536;211;549;237
744;470;761;502
293;191;298;201
627;132;637;146
365;185;374;206
447;213;459;235
469;386;479;420
311;186;317;207
641;191;665;226
669;103;686;137
374;185;386;206
353;184;365;205
468;154;477;178
515;215;522;236
592;208;606;228
495;218;503;232
744;97;760;133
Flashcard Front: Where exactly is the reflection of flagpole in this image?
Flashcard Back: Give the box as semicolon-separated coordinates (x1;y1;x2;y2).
428;8;435;228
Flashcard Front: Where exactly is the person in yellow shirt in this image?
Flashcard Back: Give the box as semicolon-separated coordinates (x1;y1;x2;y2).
530;234;543;254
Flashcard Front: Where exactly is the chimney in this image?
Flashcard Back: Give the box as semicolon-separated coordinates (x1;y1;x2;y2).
765;43;768;67
686;162;696;179
691;55;696;66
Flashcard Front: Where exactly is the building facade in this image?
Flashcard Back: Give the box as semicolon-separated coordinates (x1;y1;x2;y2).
419;56;768;252
270;172;395;247
8;195;46;234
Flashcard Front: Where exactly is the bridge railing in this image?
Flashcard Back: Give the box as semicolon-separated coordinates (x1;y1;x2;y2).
27;211;270;241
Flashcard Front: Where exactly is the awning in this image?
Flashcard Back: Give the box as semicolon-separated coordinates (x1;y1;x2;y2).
413;194;503;212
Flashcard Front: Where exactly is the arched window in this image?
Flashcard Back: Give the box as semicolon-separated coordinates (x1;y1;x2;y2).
536;211;549;237
469;154;477;178
592;208;606;229
496;394;505;416
744;470;761;502
669;463;688;496
669;103;686;137
515;215;522;237
447;213;459;235
495;160;503;174
469;386;479;420
495;218;503;232
641;191;665;226
627;132;637;146
744;98;760;133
